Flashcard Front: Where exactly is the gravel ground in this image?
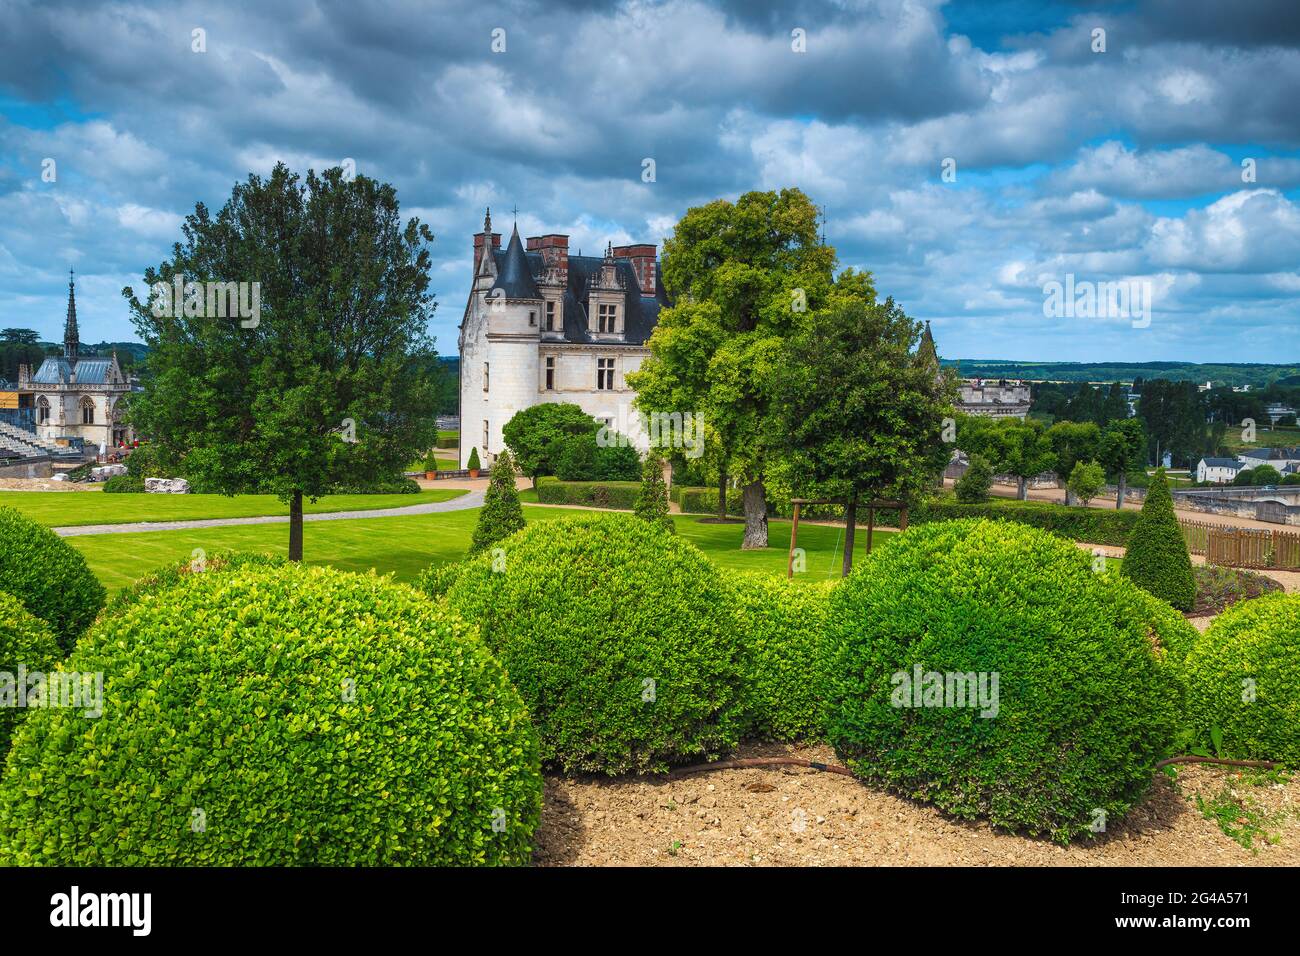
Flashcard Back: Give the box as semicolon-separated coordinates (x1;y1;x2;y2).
533;742;1299;867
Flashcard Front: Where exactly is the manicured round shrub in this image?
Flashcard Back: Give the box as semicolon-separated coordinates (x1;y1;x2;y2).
825;519;1184;844
0;507;105;652
0;591;64;757
106;549;288;614
0;564;542;865
730;573;834;741
1120;469;1195;611
441;513;745;774
1184;592;1300;766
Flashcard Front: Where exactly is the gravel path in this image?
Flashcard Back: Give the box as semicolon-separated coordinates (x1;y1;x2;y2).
52;490;484;537
535;742;1300;866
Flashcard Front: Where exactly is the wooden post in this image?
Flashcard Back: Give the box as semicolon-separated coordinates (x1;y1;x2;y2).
787;501;802;579
865;505;875;554
899;505;908;531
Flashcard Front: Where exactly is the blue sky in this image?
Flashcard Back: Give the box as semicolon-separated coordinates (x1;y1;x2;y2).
1;0;1298;363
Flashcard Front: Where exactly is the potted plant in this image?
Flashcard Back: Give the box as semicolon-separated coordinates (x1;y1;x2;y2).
467;447;481;478
423;448;438;480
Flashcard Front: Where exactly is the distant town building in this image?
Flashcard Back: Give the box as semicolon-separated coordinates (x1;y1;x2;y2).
1265;402;1297;425
16;272;135;452
1238;446;1300;472
1195;458;1244;483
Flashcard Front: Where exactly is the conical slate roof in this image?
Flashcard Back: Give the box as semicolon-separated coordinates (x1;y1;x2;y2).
492;225;541;300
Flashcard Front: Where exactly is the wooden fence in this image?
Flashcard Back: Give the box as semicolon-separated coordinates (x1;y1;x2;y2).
1181;519;1300;570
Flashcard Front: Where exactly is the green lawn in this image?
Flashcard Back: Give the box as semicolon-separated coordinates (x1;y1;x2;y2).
68;506;885;594
0;488;466;527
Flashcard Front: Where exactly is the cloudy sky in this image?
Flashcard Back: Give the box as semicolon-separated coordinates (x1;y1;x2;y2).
1;0;1298;363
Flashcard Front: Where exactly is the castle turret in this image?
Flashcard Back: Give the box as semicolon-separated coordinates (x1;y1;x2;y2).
64;268;79;362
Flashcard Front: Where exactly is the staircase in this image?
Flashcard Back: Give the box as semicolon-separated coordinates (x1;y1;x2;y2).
0;421;81;462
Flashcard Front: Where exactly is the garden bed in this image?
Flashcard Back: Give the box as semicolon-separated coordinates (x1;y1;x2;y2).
533;742;1300;866
1189;565;1284;617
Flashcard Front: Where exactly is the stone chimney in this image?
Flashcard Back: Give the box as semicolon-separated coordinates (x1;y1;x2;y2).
526;234;569;282
612;243;656;296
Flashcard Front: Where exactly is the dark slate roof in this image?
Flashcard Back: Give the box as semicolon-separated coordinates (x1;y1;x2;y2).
32;356;113;385
490;247;670;347
1241;447;1300;460
1200;458;1243;469
491;227;541;300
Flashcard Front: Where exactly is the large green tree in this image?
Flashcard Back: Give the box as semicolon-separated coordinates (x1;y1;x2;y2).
769;297;957;574
1047;420;1101;505
956;414;1055;500
628;188;839;548
124;163;440;560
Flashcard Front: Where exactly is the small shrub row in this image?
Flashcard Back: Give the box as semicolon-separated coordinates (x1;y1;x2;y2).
535;477;640;510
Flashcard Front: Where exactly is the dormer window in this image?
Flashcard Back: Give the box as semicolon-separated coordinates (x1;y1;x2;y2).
598;303;617;334
545;300;556;331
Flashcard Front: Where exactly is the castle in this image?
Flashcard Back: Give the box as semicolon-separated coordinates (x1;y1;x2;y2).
457;210;670;467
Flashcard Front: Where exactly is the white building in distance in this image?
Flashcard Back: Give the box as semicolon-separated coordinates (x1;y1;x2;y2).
457;210;670;467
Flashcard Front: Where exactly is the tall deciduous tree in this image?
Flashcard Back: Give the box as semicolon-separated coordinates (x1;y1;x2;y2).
124;163;440;560
769;297;957;574
629;188;840;549
1048;420;1101;504
1098;417;1147;508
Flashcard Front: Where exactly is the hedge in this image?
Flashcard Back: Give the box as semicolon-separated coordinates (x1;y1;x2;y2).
669;489;1141;544
0;591;64;757
730;574;835;741
1183;592;1300;766
0;507;105;652
435;513;746;774
0;564;542;865
824;519;1184;844
535;477;640;510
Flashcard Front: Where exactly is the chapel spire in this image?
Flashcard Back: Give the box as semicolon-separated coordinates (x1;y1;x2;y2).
64;268;79;362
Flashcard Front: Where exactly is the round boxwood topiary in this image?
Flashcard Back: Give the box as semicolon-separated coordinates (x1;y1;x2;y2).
825;519;1185;844
0;591;64;757
0;506;105;652
441;513;746;775
0;564;542;866
730;573;834;741
106;549;288;614
1183;592;1300;766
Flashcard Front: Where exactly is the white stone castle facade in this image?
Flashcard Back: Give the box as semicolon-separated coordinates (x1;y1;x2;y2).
457;210;670;467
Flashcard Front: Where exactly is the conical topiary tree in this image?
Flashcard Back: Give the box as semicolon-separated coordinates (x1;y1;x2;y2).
634;452;674;533
1120;468;1195;611
470;449;525;555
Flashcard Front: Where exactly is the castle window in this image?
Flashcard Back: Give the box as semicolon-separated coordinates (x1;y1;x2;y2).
528;310;536;326
545;301;556;331
37;397;50;424
597;357;615;390
598;303;618;334
483;421;489;453
545;356;555;391
483;362;489;392
80;397;95;425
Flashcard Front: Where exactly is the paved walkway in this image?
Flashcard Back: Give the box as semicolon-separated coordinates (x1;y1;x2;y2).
53;489;485;537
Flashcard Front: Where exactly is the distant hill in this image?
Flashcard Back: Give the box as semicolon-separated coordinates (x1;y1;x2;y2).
942;360;1300;387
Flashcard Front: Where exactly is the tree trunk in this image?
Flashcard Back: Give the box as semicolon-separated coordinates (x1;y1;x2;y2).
289;490;304;562
741;480;768;550
718;470;727;521
1116;472;1127;510
1064;484;1075;507
841;494;858;577
1017;476;1029;500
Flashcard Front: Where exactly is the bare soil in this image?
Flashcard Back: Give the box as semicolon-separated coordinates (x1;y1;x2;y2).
533;742;1300;867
